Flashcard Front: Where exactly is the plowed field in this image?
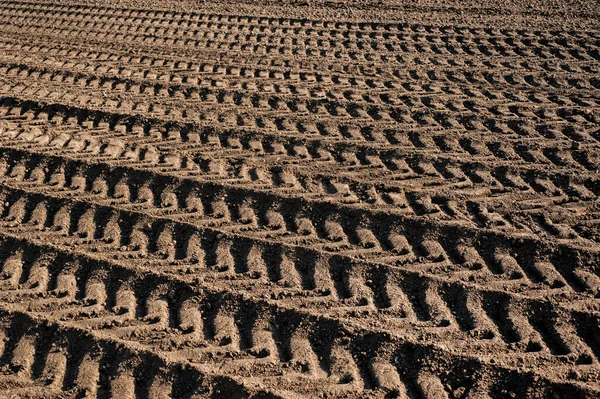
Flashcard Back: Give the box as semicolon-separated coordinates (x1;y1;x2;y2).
0;0;599;397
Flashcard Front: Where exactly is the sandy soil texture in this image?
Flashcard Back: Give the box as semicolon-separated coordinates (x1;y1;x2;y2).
0;0;598;397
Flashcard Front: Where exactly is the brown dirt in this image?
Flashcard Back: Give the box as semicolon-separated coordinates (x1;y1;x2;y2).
0;0;599;397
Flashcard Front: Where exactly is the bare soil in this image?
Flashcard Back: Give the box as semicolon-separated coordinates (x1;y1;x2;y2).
0;0;599;397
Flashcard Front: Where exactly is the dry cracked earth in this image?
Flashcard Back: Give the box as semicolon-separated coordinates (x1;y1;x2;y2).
0;0;599;397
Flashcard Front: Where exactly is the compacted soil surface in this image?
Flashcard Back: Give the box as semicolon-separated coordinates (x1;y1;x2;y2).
0;0;599;397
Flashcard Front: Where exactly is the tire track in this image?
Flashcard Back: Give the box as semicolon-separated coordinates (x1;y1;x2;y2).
1;0;599;396
1;97;598;245
0;160;599;384
1;124;599;299
0;225;598;397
